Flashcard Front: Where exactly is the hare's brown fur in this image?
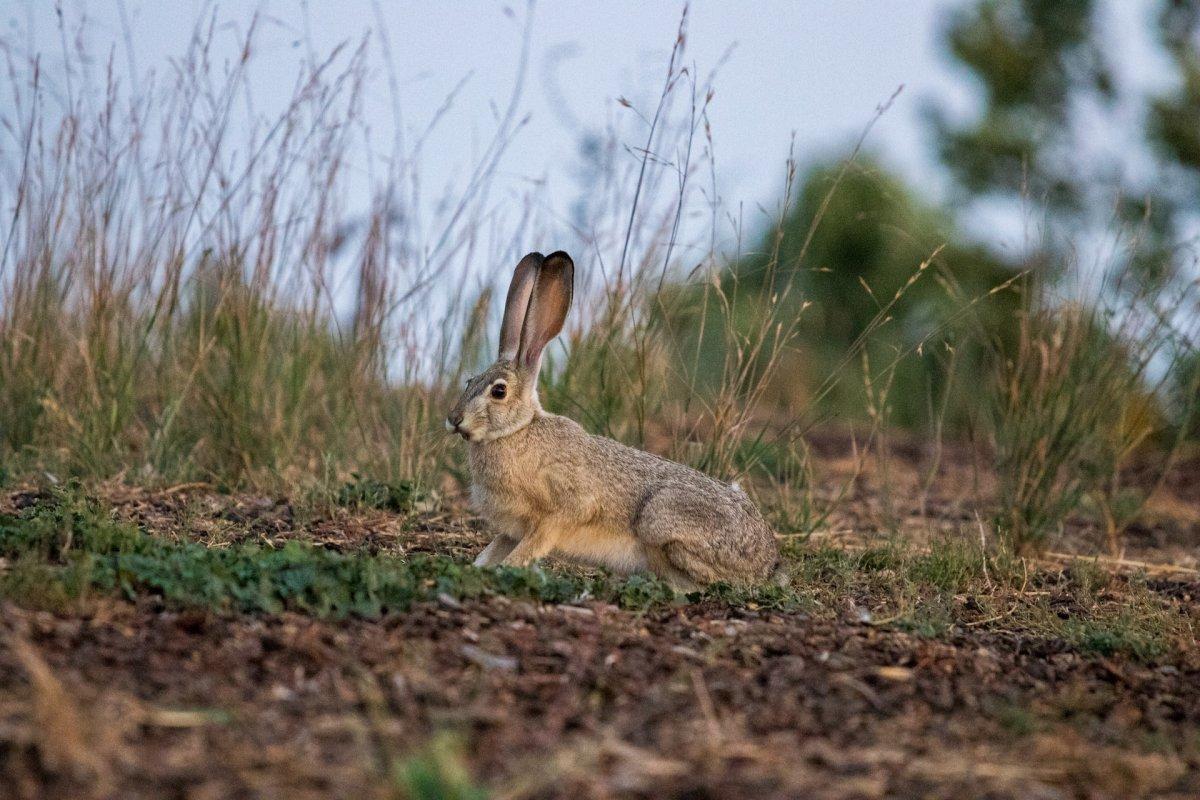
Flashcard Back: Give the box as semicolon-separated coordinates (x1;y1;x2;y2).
448;252;779;590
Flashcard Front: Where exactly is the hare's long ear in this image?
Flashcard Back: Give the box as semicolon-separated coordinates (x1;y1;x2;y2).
498;252;543;360
518;250;573;373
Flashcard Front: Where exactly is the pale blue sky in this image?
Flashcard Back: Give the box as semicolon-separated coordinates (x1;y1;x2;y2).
7;1;1172;258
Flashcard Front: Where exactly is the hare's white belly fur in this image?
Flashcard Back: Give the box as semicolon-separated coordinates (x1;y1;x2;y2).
469;465;649;574
550;523;649;573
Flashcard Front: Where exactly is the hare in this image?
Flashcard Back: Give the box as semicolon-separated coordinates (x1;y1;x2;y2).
447;251;779;591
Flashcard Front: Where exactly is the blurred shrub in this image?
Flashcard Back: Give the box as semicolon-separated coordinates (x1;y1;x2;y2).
671;156;1022;432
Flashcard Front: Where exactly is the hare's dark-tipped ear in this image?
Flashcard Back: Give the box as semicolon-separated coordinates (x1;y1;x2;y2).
498;252;543;360
518;250;573;372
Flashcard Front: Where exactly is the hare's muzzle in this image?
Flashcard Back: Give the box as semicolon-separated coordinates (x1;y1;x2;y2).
445;411;469;439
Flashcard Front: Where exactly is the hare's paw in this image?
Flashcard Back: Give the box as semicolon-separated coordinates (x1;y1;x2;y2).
473;535;517;567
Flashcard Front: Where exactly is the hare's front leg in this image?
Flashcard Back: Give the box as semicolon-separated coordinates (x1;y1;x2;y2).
474;534;518;567
499;519;563;567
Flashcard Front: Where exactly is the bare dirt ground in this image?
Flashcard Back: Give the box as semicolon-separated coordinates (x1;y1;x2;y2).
1;443;1198;799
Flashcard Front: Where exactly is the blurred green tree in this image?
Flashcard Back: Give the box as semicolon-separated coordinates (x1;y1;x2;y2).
928;0;1109;221
929;0;1200;283
929;0;1200;425
687;157;1021;432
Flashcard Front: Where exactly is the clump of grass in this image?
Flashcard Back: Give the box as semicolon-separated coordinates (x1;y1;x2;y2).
0;12;500;492
895;597;959;638
783;535;1191;662
1063;560;1115;598
905;539;994;593
989;298;1134;551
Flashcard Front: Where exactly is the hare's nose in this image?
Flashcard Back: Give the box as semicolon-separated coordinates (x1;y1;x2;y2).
445;411;464;431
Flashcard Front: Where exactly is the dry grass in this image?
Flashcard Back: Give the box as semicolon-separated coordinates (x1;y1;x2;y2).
1;623;227;798
0;8;892;519
986;252;1200;553
0;17;467;490
5;631;112;788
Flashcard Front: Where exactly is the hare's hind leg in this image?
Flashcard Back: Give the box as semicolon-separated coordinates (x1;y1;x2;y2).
635;486;736;588
643;547;702;593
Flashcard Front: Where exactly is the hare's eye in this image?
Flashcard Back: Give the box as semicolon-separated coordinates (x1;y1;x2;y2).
490;383;507;400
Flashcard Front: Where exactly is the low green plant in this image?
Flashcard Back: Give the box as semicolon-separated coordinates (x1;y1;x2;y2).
0;490;787;616
896;597;958;638
336;474;428;514
1;489;1188;662
905;539;991;593
1061;611;1169;661
393;733;488;800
